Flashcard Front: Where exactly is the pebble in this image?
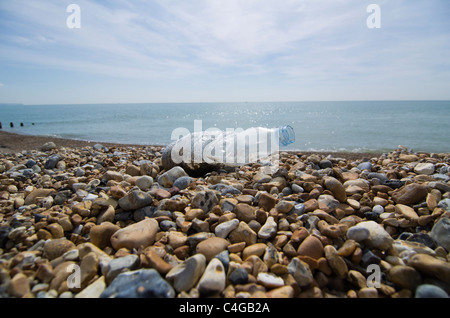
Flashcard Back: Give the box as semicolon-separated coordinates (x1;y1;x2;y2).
24;188;56;205
102;171;123;183
242;243;267;260
234;203;256;223
292;184;304;194
90;222;120;249
173;176;194;190
135;176;153;191
110;218;158;251
166;254;206;292
414;162;435;175
75;276;106;298
275;200;295;213
405;233;436;249
388;265;422;290
288;258;314;287
43;238;76;261
415;284;449;298
406;253;450;284
257;272;284;289
157;166;188;188
118;190;153;211
97;205;115;224
257;192;277;211
197;258;226;295
266;286;294;298
324;176;346;202
346;221;393;250
196;237;230;261
101;269;175;298
337;239;357;257
215;218;239;238
50;261;76;293
346;226;370;242
7;273;30;298
104;254;140;283
357;287;378;298
391;183;428;205
439;198;450;212
167;231;188;249
79;252;99;287
191;190;219;213
395;204;419;221
258;216;277;240
430;217;450;251
144;249;173;275
229;221;257;246
44;154;61;169
357;161;372;171
324;245;348;279
41;141;57;151
391;240;436;260
297;235;324;260
228;267;249;285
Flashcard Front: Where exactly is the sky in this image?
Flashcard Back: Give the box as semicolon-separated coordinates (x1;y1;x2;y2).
0;0;449;104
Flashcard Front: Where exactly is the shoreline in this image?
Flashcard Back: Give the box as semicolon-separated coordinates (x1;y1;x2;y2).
0;130;156;154
0;130;387;160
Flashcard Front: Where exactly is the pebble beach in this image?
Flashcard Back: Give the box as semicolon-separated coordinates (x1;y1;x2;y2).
0;131;449;299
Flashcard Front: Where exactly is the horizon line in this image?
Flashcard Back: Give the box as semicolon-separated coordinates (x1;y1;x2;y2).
1;99;449;106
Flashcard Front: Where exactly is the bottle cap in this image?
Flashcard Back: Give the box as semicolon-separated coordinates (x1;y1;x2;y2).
279;125;295;146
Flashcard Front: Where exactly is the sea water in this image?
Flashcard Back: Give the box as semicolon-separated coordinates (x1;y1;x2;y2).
0;101;449;153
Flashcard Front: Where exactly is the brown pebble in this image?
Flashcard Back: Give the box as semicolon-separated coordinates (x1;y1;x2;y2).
110;218;158;251
357;287;378;298
227;242;246;253
46;223;65;239
196;237;230;261
337;239;357;257
324;245;348;279
43;238;76;261
266;285;294;298
90;222;120;250
242;243;267;260
234;203;256;223
258;192;277;211
144;250;173;275
389;265;422;290
406;253;450;284
36;262;54;284
8;273;30;298
297;235;324;260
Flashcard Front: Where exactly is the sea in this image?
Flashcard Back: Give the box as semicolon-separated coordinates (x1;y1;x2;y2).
0;101;449;153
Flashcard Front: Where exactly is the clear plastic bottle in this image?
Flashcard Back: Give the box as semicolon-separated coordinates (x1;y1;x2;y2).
162;125;295;175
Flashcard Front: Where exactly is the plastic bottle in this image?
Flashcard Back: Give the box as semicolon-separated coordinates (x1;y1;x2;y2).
162;125;295;175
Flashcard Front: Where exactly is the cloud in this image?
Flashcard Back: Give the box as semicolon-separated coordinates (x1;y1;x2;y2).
0;0;365;79
0;82;4;87
0;0;449;102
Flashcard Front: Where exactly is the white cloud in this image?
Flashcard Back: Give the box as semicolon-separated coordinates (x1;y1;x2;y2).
0;0;449;102
0;82;4;87
0;0;365;79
